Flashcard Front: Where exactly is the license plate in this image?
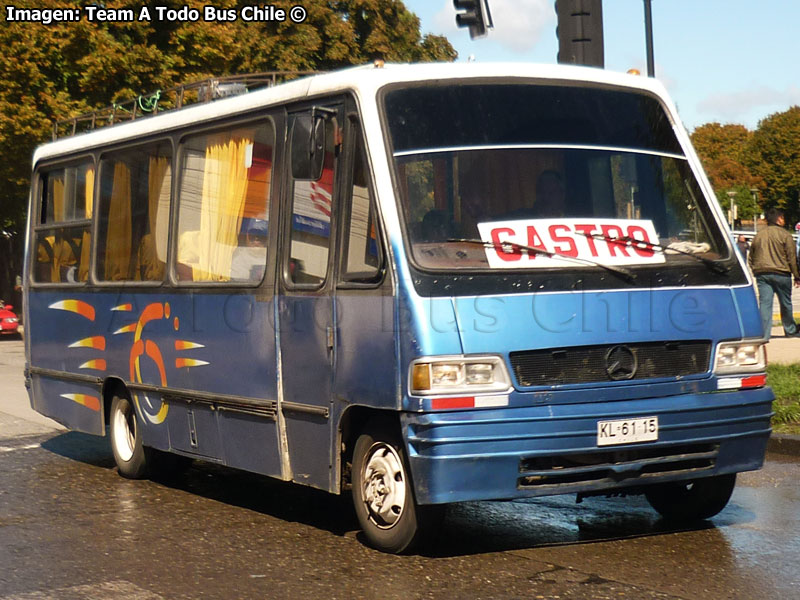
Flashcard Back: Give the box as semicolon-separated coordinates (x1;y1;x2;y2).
597;416;658;446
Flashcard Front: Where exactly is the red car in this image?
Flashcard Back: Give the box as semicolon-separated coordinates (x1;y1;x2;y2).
0;302;19;336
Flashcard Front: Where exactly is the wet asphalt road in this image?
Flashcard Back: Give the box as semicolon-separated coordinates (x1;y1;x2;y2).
1;340;799;599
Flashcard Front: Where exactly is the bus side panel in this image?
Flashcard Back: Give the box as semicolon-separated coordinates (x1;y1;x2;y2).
333;292;397;410
218;413;283;476
30;375;104;436
331;291;397;491
166;403;221;459
139;292;280;477
26;290;282;477
26;291;109;435
278;294;334;489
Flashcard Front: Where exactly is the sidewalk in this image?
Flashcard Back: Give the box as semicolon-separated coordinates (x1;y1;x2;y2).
765;325;800;365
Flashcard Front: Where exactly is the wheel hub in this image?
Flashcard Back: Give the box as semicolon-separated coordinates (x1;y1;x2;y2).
112;402;136;462
362;442;406;529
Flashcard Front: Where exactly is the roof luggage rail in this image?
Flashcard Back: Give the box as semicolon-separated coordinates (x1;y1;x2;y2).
52;70;318;140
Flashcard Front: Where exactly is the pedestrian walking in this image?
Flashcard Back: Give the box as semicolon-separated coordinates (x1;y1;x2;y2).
748;208;800;338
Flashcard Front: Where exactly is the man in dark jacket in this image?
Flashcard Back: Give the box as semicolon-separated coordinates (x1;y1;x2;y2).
748;208;800;338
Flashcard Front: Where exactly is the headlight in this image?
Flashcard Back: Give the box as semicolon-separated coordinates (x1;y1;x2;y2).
3;317;18;323
713;341;766;375
410;356;512;395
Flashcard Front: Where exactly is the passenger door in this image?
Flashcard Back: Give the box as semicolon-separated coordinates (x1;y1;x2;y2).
278;103;342;490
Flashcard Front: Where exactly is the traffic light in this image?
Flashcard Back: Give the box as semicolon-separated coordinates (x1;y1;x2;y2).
555;0;604;68
453;0;494;40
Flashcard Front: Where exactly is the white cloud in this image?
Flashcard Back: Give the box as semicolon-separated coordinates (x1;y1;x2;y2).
434;0;555;53
696;85;800;124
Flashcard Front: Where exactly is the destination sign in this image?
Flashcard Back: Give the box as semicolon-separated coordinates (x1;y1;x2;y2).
476;218;667;269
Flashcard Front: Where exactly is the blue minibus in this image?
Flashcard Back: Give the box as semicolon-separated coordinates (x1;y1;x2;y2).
24;63;772;553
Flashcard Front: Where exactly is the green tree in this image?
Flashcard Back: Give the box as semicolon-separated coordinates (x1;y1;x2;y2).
746;106;800;225
718;184;760;223
690;123;763;220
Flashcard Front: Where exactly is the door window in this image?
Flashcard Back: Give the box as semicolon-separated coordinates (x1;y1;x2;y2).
341;121;381;283
286;113;340;287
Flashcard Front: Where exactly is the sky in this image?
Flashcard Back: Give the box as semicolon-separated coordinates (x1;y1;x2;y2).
404;0;800;133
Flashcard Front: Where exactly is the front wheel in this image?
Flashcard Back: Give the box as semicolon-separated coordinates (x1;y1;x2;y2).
352;426;442;553
645;473;737;521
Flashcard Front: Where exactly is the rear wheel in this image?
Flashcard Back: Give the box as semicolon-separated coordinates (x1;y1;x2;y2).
110;395;147;479
352;425;442;553
645;473;736;521
109;394;192;479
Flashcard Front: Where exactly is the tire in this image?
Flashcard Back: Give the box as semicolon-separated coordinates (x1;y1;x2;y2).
351;425;443;554
645;473;737;521
109;395;148;479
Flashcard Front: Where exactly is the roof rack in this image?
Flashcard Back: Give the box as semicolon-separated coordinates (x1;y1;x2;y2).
52;70;318;140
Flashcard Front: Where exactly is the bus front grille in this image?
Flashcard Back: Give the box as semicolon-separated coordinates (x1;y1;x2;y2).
517;443;718;488
510;340;711;387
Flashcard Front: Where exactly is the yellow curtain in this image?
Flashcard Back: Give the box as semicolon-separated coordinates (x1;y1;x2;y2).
135;157;170;280
148;157;168;234
53;176;65;221
84;167;94;218
79;167;94;281
196;133;251;281
49;177;66;281
104;163;132;280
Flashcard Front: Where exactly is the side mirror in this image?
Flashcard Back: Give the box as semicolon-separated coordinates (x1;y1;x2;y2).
291;113;327;181
4;305;12;311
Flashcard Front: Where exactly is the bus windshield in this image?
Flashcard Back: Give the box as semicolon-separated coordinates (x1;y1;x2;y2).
384;84;731;273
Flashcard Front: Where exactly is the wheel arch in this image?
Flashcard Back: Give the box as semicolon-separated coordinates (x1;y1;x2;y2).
337;405;402;493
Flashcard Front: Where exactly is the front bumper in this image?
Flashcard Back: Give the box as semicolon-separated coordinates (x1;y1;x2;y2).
403;387;773;504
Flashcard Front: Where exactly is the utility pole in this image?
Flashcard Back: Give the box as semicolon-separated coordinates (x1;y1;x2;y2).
644;0;655;77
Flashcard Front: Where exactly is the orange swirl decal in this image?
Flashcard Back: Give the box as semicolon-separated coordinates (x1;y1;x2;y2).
68;336;106;350
78;359;107;371
129;302;170;425
60;394;101;412
48;300;95;321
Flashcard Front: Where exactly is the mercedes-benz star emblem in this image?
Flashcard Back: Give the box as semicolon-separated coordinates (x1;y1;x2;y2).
605;345;637;381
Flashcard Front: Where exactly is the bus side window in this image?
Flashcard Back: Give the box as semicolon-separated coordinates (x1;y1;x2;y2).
97;142;172;282
286;115;339;287
341;121;382;283
175;122;274;284
33;162;93;284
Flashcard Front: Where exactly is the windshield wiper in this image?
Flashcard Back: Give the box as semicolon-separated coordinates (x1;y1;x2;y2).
446;238;636;283
575;232;731;275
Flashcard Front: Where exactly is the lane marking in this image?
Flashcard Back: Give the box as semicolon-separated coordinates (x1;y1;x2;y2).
0;443;41;454
0;580;164;599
